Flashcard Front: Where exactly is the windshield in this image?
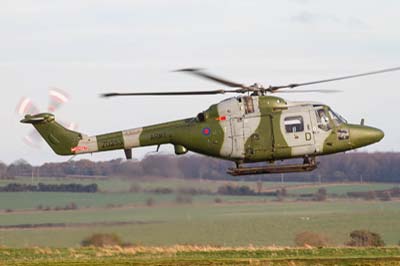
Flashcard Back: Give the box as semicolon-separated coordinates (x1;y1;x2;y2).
328;108;347;125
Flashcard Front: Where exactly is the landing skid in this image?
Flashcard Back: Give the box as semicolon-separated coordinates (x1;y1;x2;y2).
227;160;317;176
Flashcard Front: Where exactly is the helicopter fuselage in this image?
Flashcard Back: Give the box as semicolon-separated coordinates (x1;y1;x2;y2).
21;95;384;168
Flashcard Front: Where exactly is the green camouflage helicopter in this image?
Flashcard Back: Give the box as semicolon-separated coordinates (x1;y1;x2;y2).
21;67;398;175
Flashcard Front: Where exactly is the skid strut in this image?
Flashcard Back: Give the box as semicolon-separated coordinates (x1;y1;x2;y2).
227;159;317;176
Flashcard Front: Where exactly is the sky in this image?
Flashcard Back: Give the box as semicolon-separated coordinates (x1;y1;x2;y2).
1;0;400;165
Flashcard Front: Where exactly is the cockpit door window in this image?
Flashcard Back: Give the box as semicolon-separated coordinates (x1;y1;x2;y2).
284;116;304;133
315;108;331;131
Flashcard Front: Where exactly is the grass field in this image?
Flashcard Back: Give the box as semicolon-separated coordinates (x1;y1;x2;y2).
1;200;400;247
1;177;397;211
0;177;399;249
0;177;300;210
1;246;400;266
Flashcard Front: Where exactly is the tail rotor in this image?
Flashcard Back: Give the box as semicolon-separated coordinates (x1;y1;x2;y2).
16;88;77;148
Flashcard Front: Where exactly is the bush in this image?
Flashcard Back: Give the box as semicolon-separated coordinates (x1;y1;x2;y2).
345;230;385;247
256;180;263;194
147;187;174;194
146;197;155;207
177;187;212;195
391;187;400;197
217;184;255;196
313;188;327;201
214;197;223;203
294;231;330;247
276;188;288;201
364;191;376;200
64;202;78;210
276;194;284;202
379;191;392;201
278;188;288;197
175;194;192;204
81;233;124;247
129;184;142;193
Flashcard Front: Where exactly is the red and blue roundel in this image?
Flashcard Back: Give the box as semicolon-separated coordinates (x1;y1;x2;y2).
202;127;211;136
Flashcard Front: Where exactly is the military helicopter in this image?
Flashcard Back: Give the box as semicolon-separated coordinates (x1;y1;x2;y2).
20;67;399;175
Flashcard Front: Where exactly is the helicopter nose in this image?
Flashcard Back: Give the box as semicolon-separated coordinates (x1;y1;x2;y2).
350;125;384;148
371;128;384;142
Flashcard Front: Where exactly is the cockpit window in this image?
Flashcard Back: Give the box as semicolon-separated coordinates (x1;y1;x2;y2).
284;116;304;133
315;108;331;131
328;108;347;126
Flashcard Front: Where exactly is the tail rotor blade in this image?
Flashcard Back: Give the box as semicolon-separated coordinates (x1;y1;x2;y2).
48;88;69;112
23;129;42;148
16;97;40;116
59;120;78;131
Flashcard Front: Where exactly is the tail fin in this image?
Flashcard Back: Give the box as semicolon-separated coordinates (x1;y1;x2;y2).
20;113;81;155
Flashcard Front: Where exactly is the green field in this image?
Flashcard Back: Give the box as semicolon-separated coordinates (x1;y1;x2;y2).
1;200;400;247
0;177;300;210
0;177;399;248
1;246;400;266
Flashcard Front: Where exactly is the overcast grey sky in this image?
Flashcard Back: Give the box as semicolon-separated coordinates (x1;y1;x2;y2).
1;0;400;165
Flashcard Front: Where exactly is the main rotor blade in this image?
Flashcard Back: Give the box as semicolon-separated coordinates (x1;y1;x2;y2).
275;89;342;93
175;68;247;88
101;89;241;97
270;66;400;90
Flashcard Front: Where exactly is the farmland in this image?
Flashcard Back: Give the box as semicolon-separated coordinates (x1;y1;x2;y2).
0;177;399;248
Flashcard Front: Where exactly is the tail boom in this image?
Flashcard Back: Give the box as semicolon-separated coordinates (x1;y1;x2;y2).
21;113;147;156
73;128;144;155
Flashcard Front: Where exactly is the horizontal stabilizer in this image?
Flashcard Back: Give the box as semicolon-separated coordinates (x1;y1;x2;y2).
20;113;54;124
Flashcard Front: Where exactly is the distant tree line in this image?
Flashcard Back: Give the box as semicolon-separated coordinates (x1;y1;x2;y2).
1;152;400;182
0;182;98;193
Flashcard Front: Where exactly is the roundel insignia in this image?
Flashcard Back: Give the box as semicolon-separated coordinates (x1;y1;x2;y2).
202;127;211;136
